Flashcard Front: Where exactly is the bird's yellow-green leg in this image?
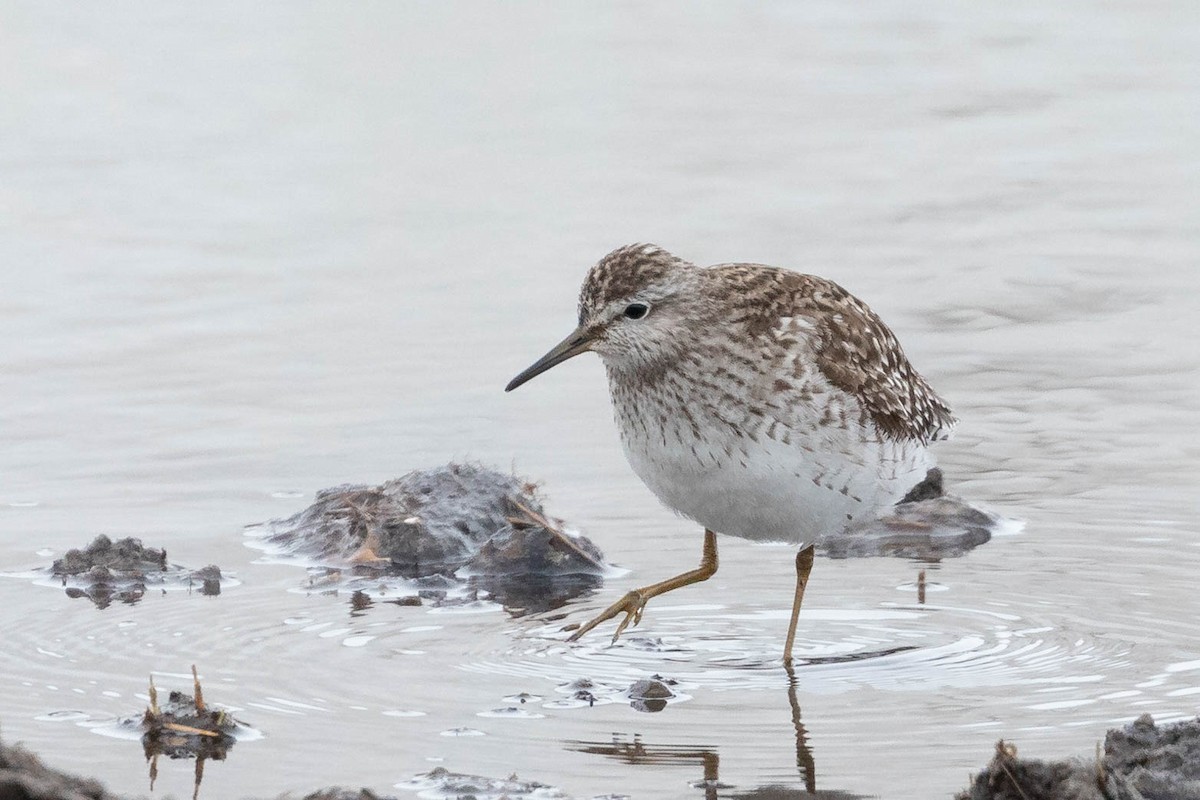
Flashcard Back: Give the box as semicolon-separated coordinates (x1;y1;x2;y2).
568;529;719;644
783;545;816;663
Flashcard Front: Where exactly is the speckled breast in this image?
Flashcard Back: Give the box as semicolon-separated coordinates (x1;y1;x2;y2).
607;370;934;544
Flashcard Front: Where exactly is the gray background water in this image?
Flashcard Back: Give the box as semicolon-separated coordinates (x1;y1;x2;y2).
1;2;1197;798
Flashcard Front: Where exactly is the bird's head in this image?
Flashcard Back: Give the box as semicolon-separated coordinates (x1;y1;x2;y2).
505;244;705;392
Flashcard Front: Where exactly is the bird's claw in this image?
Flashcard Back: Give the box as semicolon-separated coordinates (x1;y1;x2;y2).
610;592;648;642
567;589;648;644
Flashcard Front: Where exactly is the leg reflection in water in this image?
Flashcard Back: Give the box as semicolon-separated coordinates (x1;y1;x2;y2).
566;664;867;798
785;659;817;795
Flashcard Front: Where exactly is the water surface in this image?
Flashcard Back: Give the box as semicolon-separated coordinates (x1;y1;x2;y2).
1;3;1197;798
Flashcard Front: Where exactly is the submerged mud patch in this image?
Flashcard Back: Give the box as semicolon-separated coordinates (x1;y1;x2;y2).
540;674;691;712
823;469;1007;561
394;766;567;799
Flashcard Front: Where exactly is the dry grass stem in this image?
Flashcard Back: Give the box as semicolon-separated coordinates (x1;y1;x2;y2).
511;500;605;572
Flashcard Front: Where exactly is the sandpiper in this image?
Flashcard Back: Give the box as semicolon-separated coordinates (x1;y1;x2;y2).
506;244;955;661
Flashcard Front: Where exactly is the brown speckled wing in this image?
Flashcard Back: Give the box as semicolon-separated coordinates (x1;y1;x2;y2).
807;277;956;444
711;265;956;445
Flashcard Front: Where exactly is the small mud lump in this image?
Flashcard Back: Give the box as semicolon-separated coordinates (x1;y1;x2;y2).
628;677;676;713
898;467;945;504
52;535;167;577
49;535;222;608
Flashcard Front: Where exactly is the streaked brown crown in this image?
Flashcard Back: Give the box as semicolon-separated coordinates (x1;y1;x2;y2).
577;244;690;324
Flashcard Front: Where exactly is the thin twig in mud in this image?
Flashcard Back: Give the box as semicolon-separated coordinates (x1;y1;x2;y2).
511;500;606;572
340;495;377;523
163;722;221;738
193;757;204;800
148;676;160;716
340;495;392;564
191;665;205;712
994;741;1032;800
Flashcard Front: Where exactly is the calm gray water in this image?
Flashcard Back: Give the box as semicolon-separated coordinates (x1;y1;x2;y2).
1;3;1197;798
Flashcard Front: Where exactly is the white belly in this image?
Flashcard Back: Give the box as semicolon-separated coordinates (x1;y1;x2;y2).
612;384;934;544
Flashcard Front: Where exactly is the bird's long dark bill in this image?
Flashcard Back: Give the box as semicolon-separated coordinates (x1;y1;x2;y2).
505;326;593;392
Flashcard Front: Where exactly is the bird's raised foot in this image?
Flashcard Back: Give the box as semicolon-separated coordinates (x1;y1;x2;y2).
566;589;649;644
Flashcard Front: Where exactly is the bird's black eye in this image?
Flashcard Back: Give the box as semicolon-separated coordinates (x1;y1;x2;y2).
623;303;649;320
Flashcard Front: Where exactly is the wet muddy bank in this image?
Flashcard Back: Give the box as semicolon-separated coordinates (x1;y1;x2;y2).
5;714;1200;799
0;735;556;800
958;715;1200;800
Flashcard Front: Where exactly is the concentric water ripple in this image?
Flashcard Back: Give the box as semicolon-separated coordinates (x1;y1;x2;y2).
458;585;1191;727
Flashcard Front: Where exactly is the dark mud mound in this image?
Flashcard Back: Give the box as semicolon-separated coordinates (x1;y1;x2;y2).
47;535;223;608
822;469;1000;561
301;790;397;800
253;463;604;576
249;463;607;614
959;714;1200;800
0;737;121;800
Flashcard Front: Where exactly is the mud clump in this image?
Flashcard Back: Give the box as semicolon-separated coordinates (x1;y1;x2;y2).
53;535;169;576
252;463;606;613
898;466;946;504
959;714;1200;800
256;463;603;576
49;535;223;608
